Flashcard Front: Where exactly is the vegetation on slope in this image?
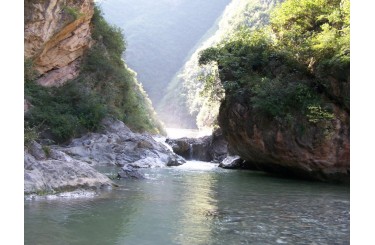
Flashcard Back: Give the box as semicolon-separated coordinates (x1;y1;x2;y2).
199;0;349;130
159;0;283;129
24;6;165;144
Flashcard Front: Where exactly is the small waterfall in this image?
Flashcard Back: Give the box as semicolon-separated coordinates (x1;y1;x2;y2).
153;136;174;152
189;143;193;160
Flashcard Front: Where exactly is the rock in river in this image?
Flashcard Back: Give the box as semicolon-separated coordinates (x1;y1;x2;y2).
219;155;245;169
24;142;114;195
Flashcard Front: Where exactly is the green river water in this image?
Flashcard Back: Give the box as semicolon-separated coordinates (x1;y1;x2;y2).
24;161;349;245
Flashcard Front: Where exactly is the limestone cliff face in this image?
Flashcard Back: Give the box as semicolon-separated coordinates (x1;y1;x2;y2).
218;93;350;182
24;0;94;86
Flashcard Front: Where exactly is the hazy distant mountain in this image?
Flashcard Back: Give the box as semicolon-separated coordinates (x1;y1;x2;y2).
99;0;231;109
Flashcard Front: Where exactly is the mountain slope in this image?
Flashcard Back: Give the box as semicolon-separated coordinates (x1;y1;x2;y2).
99;0;231;108
158;0;283;129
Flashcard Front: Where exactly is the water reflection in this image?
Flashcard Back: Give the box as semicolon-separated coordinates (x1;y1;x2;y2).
25;163;349;245
173;172;218;245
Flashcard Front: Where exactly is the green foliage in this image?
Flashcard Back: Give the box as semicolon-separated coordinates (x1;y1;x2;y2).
251;78;325;123
25;81;106;143
84;6;165;135
24;122;39;147
270;0;350;77
271;0;350;110
198;0;349;128
198;66;224;103
24;5;166;143
198;47;220;66
62;5;83;20
24;59;39;83
91;7;126;60
159;0;283;129
42;145;52;158
307;105;334;124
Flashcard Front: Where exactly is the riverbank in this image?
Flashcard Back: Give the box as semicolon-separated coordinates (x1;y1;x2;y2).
24;118;185;195
25;117;350;196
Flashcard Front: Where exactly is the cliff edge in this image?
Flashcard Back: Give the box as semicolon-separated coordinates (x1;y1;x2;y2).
24;0;94;86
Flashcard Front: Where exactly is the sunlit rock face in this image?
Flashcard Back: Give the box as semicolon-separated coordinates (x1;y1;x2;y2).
218;97;350;182
55;118;185;168
24;0;94;86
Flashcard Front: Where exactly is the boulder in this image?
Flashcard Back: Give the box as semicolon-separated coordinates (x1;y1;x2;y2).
167;154;187;166
24;142;114;195
191;136;212;161
166;138;191;159
118;166;145;179
209;128;228;162
219;155;244;169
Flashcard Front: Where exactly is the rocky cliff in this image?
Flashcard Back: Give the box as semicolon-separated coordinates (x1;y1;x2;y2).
198;0;350;182
218;96;350;182
24;0;94;86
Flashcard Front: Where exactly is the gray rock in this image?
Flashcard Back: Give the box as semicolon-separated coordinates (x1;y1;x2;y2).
166;128;228;162
166;137;210;160
24;118;185;195
56;118;183;168
101;117;133;135
219;155;244;169
24;152;38;170
27;141;46;160
166;138;191;158
209;128;228;163
191;136;212;161
24;148;114;195
128;157;165;168
167;154;186;166
118;165;145;179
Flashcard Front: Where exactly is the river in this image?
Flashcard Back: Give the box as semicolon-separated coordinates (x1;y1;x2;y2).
24;161;349;244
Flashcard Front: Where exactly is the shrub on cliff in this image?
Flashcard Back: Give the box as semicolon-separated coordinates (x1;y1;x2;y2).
24;59;39;83
25;80;106;143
